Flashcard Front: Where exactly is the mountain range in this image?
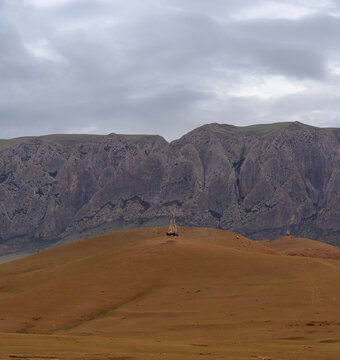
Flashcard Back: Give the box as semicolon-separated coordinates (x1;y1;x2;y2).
0;121;339;254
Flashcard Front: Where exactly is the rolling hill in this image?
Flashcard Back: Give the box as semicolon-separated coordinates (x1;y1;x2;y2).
0;227;339;359
260;236;340;260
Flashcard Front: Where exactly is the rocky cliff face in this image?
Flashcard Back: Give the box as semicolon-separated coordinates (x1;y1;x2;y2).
0;122;339;254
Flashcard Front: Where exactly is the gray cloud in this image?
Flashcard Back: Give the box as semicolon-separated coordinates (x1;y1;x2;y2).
0;0;339;140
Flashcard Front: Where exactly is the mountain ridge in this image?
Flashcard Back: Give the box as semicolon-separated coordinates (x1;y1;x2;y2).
1;121;338;150
0;121;339;254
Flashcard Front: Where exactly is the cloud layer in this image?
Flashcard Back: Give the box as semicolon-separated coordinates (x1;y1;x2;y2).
0;0;340;140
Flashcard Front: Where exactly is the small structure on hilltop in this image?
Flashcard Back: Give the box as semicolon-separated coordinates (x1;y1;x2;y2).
166;212;178;236
286;224;291;237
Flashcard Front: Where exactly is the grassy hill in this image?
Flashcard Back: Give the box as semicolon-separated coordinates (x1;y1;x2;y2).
0;227;339;359
260;236;340;260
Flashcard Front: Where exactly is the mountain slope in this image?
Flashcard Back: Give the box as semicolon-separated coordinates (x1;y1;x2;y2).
0;227;340;360
0;121;339;254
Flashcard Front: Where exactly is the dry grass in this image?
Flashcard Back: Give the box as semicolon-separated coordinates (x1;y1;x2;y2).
0;227;339;359
260;236;340;260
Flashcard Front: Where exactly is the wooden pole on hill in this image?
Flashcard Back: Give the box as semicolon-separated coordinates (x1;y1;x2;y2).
166;212;178;236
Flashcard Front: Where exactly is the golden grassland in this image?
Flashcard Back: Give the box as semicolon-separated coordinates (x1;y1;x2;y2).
0;227;339;360
260;236;340;260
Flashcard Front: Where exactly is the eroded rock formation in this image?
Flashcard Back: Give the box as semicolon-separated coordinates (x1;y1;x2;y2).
0;122;339;254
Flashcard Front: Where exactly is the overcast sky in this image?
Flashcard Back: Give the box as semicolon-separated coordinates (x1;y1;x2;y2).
1;0;340;140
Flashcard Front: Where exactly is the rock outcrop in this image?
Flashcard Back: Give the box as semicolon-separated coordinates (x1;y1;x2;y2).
0;122;339;254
